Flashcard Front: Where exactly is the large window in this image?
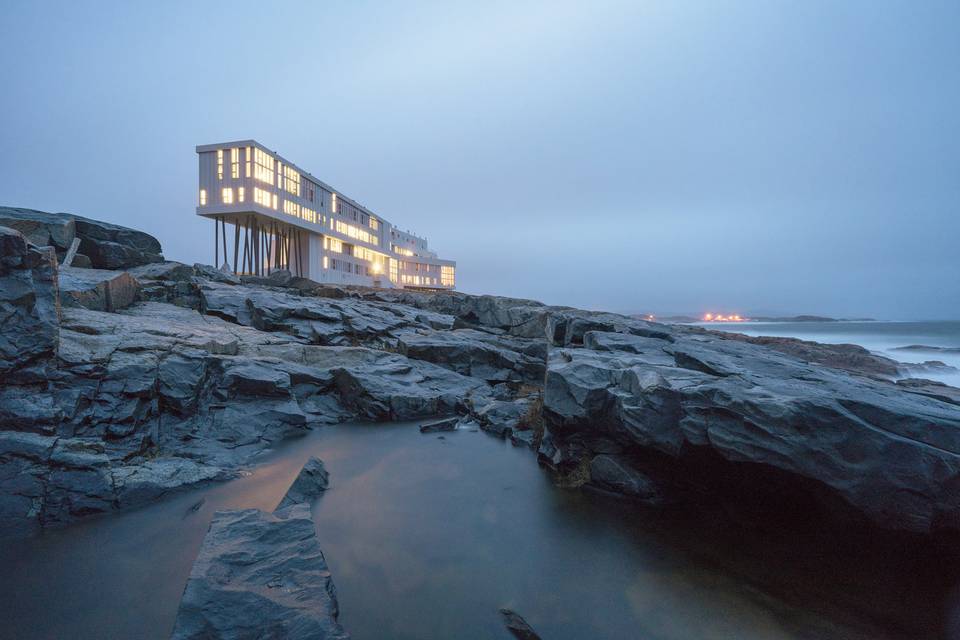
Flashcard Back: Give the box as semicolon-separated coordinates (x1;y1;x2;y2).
254;187;276;209
199;189;207;206
254;148;275;185
230;148;239;179
222;188;234;204
217;150;224;180
283;165;300;196
334;220;378;246
331;193;337;213
441;266;455;287
324;236;343;253
246;146;252;177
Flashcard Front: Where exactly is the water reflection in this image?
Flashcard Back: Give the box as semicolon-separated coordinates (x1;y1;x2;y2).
0;422;951;639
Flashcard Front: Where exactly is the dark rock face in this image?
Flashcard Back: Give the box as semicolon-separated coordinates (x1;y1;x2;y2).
541;329;960;534
276;457;330;510
0;226;59;376
170;505;349;640
499;609;542;640
0;207;163;269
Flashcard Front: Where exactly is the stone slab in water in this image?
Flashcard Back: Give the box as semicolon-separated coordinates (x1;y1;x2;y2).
170;504;349;640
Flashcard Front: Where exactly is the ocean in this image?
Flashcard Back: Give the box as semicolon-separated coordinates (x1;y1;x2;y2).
690;320;960;388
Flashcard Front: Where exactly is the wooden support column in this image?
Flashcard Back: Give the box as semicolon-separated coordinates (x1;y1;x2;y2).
233;220;240;274
220;218;228;269
214;216;219;268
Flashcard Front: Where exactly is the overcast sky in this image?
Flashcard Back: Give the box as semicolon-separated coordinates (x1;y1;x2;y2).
1;1;957;319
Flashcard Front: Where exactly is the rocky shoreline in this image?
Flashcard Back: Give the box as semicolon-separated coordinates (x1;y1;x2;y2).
2;207;960;635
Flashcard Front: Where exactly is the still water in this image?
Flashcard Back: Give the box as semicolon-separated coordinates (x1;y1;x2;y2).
699;320;960;387
0;422;955;639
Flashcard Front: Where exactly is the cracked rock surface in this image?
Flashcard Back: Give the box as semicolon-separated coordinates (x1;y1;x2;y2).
2;209;960;540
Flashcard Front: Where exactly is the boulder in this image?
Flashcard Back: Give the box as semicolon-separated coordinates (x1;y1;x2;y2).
73;214;163;269
588;455;666;504
0;207;75;250
170;505;349;640
0;207;164;269
0;226;60;375
276;456;330;510
59;266;140;312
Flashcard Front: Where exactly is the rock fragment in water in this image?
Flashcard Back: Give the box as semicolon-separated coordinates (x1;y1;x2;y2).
276;456;330;510
170;505;349;640
499;608;542;640
419;416;459;433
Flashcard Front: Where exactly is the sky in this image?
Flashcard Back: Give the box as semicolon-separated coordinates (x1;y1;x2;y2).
1;1;958;319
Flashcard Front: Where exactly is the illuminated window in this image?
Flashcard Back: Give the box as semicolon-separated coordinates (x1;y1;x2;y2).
283;165;301;196
389;259;398;283
283;199;300;217
331;193;337;213
217;150;223;180
231;148;239;178
254;148;275;185
222;188;234;204
238;187;245;202
392;244;414;257
199;189;207;206
370;217;379;231
254;187;275;208
323;256;329;269
324;236;343;253
441;266;455;287
334;220;378;246
301;206;316;223
246;146;252;177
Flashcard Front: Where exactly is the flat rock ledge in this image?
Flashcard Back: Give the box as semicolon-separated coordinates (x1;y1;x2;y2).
170;504;349;640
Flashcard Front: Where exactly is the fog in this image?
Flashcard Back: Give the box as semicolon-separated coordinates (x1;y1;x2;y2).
1;1;957;319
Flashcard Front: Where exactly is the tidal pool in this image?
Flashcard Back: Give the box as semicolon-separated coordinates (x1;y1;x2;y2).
0;422;952;639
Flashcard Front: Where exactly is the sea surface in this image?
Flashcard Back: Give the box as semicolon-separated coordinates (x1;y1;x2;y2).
0;421;956;640
693;320;960;387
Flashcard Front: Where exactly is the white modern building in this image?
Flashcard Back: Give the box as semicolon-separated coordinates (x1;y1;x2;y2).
196;140;455;289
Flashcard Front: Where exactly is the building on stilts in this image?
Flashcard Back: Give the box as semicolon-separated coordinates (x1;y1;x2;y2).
196;140;456;289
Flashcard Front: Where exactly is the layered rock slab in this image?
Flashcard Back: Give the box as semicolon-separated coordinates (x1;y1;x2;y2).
542;330;960;534
170;505;349;640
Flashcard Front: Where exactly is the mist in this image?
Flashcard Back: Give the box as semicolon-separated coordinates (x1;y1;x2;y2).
1;0;957;319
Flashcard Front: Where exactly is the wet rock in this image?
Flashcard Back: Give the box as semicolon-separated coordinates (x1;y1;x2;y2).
113;459;232;509
419;416;459;433
276;456;330;510
542;329;960;534
499;608;541;640
59;266;140;312
170;505;349;640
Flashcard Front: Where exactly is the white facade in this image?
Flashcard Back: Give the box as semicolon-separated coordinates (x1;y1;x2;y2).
196;140;456;289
